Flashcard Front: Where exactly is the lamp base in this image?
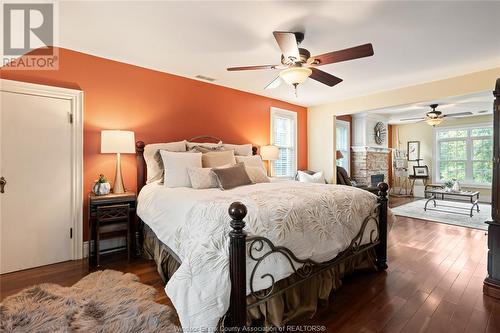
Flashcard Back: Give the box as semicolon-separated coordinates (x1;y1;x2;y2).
113;153;125;194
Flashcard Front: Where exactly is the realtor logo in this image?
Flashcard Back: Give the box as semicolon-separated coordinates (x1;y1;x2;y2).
2;2;58;70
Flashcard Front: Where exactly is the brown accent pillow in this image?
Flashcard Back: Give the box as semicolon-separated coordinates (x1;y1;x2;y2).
202;150;236;168
212;163;253;190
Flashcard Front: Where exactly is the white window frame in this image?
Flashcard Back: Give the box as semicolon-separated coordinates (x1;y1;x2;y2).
270;107;298;178
335;120;351;174
433;123;493;188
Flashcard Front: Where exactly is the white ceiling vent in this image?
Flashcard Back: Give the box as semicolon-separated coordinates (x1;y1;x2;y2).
195;75;216;82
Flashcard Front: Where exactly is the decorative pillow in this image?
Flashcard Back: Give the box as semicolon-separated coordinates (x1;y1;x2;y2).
160;151;202;188
187;167;218;189
202;150;236;168
212;163;253;190
297;170;325;184
245;166;270;184
189;145;226;153
235;155;265;171
144;141;187;183
222;143;253;156
186;141;223;150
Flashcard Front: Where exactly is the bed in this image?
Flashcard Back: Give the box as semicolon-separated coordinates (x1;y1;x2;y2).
135;140;390;330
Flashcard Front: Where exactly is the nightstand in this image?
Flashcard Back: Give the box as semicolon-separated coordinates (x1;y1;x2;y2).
88;192;137;268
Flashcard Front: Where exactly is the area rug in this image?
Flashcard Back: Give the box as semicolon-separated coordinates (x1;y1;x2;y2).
391;199;491;231
0;270;179;332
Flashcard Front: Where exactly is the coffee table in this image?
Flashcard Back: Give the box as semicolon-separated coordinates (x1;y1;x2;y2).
424;188;480;217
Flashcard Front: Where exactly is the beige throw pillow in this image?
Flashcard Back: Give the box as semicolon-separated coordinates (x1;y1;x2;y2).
212;163;253;190
235;155;266;171
202;150;236;168
187;167;218;189
245;166;270;183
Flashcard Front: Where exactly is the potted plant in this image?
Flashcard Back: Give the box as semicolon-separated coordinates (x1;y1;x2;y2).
92;174;111;196
444;180;454;192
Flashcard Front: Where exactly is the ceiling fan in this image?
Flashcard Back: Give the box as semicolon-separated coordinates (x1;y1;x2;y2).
227;31;374;96
399;104;473;126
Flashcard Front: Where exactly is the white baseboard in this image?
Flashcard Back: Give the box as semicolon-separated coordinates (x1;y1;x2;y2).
82;237;127;258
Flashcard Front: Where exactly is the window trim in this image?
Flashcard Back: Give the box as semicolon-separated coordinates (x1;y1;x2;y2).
270;107;298;178
433;122;493;187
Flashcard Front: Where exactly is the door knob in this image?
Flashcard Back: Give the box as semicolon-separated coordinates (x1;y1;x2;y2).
0;177;6;193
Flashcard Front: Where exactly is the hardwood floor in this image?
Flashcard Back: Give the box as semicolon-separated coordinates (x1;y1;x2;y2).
1;196;498;332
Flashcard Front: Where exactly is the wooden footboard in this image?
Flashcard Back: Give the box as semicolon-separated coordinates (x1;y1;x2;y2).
224;182;389;329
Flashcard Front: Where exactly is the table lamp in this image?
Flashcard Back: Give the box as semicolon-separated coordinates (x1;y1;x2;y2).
260;145;279;176
101;130;135;194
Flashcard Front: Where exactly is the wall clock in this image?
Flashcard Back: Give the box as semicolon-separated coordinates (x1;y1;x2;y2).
374;122;386;145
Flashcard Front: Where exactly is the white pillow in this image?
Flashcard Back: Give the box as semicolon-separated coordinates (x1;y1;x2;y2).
222;143;253;156
297;170;325;184
245;166;270;184
235;155;265;171
144;141;187;183
187;167;218;189
160;151;202;188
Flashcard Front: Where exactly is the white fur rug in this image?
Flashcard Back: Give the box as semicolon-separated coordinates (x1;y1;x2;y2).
391;199;491;231
0;270;179;332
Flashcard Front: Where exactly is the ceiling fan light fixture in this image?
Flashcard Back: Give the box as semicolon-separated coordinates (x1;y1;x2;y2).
425;117;444;126
279;67;312;86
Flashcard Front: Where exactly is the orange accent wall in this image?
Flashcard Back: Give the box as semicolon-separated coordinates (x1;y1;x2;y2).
1;47;307;240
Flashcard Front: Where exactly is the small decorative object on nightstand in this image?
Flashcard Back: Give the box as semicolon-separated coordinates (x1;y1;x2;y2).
92;174;111;196
88;192;137;268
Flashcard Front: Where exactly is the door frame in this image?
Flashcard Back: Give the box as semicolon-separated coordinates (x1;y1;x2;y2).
1;79;84;260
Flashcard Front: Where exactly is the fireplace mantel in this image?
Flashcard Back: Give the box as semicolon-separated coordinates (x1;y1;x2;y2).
351;146;392;154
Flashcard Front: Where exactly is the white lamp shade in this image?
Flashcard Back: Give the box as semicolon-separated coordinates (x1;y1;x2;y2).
260;145;279;161
101;130;135;154
279;67;312;85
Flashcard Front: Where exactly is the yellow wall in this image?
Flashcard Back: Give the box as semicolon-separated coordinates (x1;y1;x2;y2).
308;67;500;183
392;115;493;202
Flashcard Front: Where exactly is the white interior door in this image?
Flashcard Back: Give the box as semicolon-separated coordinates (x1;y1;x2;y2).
1;87;75;273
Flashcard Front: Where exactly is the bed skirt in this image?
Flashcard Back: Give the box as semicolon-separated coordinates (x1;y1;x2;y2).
142;223;377;326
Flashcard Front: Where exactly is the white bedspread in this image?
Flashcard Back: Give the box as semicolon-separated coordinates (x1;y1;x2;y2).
137;181;384;330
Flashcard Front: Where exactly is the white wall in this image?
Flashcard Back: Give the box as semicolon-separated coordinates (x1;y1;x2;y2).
308;67;500;184
392;114;493;202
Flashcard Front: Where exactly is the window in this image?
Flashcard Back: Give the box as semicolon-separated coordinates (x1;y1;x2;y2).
336;120;350;173
270;108;297;178
434;124;493;185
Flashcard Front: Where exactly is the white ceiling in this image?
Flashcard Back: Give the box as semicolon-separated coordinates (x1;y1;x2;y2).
57;1;500;107
369;91;493;124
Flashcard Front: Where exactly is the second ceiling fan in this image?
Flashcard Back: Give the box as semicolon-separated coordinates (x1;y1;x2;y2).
227;31;374;96
400;104;473;126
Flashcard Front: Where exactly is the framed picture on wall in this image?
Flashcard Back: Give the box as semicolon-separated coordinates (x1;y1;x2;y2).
407;141;420;161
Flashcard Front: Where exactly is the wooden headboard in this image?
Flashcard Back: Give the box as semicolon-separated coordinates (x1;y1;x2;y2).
136;139;258;193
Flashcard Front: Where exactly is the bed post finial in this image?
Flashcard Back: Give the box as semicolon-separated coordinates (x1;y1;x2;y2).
136;141;145;193
226;202;247;329
376;182;389;271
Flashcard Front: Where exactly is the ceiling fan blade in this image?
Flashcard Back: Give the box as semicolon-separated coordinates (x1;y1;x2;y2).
399;117;425;121
227;65;281;71
265;76;282;90
308;43;374;66
309;68;343;87
273;31;300;62
443;112;473;117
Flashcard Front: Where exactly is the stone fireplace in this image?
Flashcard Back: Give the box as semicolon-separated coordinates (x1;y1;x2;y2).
352;147;390;185
350;113;390;186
